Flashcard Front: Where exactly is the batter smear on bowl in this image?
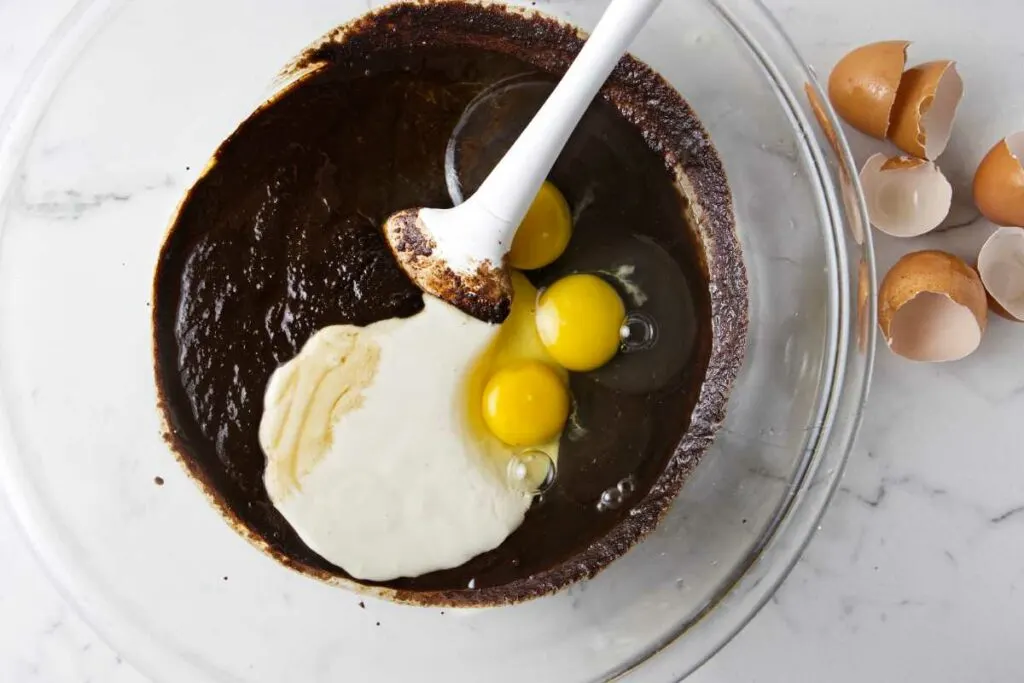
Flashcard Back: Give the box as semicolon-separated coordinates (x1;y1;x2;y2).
152;1;746;607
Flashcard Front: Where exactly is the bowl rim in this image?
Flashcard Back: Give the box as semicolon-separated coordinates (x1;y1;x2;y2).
616;1;877;679
0;0;876;681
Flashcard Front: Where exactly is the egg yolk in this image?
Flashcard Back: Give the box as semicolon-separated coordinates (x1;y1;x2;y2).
535;274;626;372
482;360;570;447
508;181;572;270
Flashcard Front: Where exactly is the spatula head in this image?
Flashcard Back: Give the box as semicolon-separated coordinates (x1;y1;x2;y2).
383;208;513;324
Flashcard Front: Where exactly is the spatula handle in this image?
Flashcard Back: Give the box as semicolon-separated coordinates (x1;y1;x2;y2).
467;0;664;242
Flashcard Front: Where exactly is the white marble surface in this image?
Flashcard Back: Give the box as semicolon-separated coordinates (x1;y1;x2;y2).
1;0;1023;681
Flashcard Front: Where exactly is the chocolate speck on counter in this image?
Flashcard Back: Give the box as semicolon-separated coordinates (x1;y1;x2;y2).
152;1;746;608
154;476;164;486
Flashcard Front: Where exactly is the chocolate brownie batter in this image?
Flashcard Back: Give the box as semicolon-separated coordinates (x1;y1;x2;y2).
153;2;746;606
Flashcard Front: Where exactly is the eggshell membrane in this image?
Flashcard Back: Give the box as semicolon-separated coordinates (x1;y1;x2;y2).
878;250;987;362
977;227;1024;322
888;292;981;362
828;41;909;139
889;61;964;160
859;153;952;237
973;132;1024;227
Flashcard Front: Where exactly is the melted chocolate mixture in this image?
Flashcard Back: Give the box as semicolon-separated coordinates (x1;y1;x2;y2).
154;3;721;601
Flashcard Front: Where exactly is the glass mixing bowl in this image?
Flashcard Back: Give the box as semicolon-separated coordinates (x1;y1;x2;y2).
0;0;874;680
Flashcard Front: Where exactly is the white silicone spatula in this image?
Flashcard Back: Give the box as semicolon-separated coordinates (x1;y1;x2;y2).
383;0;663;323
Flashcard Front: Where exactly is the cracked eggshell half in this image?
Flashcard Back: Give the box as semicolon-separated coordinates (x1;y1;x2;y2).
973;132;1024;227
879;250;987;362
860;154;952;237
828;40;910;139
888;60;964;160
977;227;1024;322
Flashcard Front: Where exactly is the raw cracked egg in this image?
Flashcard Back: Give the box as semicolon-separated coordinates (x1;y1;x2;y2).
860;153;952;237
478;271;630;449
973;132;1024;227
482;360;569;447
535;274;626;372
509;181;573;270
470;271;570;449
828;40;910;139
888;60;964;160
878;250;988;362
977;227;1024;322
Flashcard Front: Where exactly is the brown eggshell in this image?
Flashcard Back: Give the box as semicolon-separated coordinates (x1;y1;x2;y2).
878;250;988;362
860;154;953;237
889;61;964;160
828;41;910;139
880;156;926;171
973;132;1024;227
977;227;1024;322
